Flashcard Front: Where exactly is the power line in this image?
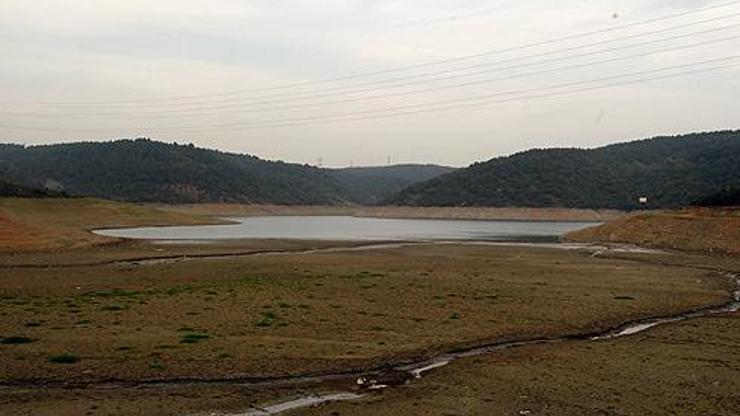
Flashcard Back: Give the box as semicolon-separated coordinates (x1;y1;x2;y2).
8;31;739;119
28;11;740;110
13;0;740;106
155;56;740;131
169;62;739;131
3;56;736;133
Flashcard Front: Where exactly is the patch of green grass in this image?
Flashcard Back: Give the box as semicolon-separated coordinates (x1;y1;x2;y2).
1;336;34;345
92;289;140;298
180;332;210;344
255;311;281;328
48;354;80;364
150;359;165;370
341;271;386;279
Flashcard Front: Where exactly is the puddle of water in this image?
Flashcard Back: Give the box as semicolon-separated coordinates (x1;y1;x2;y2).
117;241;660;268
456;241;666;254
213;393;364;416
409;360;450;378
3;240;660;270
592;273;739;341
7;272;734;416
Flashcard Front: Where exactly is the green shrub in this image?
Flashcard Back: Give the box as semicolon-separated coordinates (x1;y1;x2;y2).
49;354;80;364
1;336;34;345
180;332;210;344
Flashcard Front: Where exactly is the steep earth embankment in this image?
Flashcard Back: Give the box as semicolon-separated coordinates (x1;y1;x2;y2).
160;204;626;222
567;207;740;255
0;198;220;252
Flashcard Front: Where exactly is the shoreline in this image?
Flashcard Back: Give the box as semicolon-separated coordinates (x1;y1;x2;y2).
156;203;630;222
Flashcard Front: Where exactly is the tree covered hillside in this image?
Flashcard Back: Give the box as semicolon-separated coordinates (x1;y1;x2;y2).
388;131;740;209
692;187;740;207
330;165;455;205
0;179;67;198
0;139;451;205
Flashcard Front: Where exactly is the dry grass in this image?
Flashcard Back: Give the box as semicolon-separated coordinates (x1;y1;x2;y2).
1;198;737;416
568;207;740;255
0;198;220;252
0;244;729;383
299;313;740;416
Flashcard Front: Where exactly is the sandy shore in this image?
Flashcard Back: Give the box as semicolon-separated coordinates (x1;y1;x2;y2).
158;203;628;222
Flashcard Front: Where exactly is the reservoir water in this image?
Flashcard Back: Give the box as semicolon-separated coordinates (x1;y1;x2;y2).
94;216;598;242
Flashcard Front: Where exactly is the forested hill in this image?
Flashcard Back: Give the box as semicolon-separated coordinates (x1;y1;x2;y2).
692;187;740;207
0;179;67;198
387;131;740;210
330;165;455;205
0;139;451;205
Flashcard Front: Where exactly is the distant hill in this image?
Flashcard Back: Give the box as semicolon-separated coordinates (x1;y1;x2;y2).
330;165;455;205
387;131;740;210
692;187;740;207
0;139;450;205
0;179;66;198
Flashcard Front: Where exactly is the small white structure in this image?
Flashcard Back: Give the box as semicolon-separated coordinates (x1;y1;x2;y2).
638;196;649;205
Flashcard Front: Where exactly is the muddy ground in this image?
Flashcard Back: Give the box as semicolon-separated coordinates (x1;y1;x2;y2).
1;198;738;416
1;242;737;415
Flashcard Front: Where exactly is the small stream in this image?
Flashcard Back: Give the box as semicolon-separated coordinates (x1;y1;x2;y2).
3;236;735;415
211;272;740;416
226;393;365;416
0;241;660;269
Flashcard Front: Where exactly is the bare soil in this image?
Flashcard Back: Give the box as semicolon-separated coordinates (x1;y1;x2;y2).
569;207;740;255
1;198;738;416
159;203;627;222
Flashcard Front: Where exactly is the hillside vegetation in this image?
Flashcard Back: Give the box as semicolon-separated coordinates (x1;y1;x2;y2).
330;165;455;205
0;139;450;205
388;131;740;209
0;179;66;198
692;187;740;207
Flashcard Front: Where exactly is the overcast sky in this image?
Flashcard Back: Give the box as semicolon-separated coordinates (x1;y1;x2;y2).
1;0;738;167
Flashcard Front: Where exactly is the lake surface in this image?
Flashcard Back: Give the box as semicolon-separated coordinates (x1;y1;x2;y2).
95;216;598;242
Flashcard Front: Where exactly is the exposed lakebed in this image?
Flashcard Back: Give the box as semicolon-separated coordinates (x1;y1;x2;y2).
95;216;598;242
